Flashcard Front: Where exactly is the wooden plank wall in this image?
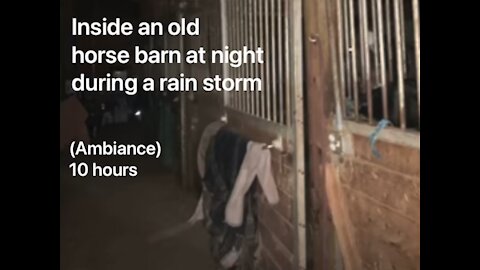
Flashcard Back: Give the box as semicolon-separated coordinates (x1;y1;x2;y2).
337;133;420;270
227;111;297;270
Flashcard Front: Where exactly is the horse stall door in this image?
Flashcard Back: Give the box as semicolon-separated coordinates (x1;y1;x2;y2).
219;0;308;269
304;0;420;269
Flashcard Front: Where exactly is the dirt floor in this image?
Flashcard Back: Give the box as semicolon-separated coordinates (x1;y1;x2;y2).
60;122;216;270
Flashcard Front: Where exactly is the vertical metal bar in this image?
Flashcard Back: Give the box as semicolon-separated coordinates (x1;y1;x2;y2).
343;0;352;101
244;0;249;113
237;0;242;112
245;0;251;115
240;0;245;113
270;0;277;122
260;0;266;118
371;0;380;88
244;0;250;114
277;0;284;124
236;0;242;110
393;0;406;129
228;0;233;107
229;0;235;107
251;0;255;115
358;0;365;91
329;0;344;130
221;0;230;107
336;0;346;117
248;2;251;114
248;0;255;115
232;0;238;109
399;0;407;77
239;0;244;111
348;0;359;120
265;0;271;121
242;0;247;113
284;0;291;126
412;0;420;121
386;0;394;82
254;0;260;117
246;0;250;115
360;0;372;123
377;0;388;119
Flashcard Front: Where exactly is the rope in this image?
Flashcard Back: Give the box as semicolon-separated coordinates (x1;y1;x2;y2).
369;119;391;159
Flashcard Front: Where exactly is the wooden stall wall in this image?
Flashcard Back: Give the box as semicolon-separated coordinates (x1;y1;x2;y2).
186;0;300;268
336;131;420;270
226;111;297;270
303;0;421;269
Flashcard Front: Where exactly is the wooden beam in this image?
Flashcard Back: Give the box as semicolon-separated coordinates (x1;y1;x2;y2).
325;163;362;270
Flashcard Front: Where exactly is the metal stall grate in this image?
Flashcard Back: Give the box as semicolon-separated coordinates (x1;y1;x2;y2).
223;0;291;127
332;0;420;131
220;0;306;269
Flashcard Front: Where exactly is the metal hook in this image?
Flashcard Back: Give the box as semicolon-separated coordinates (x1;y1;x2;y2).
220;113;228;123
262;136;283;151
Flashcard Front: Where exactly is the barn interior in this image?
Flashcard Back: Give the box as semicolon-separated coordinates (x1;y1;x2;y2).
60;0;420;269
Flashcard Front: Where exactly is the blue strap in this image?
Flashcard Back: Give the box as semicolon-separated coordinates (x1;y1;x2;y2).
369;119;391;159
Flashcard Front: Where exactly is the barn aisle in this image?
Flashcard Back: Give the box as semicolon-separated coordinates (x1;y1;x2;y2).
60;123;215;270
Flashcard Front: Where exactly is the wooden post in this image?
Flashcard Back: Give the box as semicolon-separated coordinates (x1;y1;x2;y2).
304;0;361;269
303;0;336;268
